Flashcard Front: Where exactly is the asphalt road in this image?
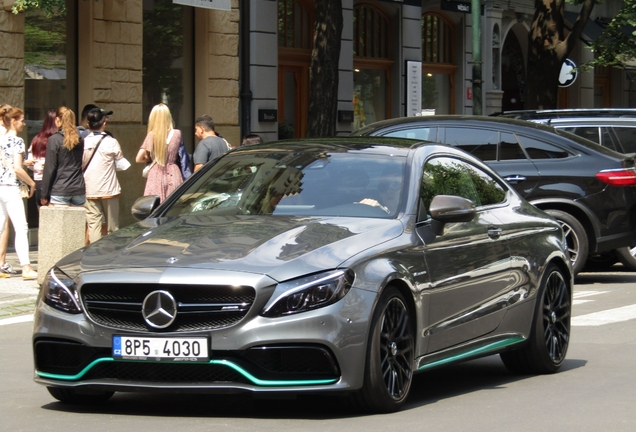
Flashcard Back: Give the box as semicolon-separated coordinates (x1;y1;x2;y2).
1;267;635;431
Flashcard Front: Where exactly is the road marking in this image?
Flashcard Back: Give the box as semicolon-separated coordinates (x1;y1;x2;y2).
573;290;608;305
0;314;33;326
572;304;636;327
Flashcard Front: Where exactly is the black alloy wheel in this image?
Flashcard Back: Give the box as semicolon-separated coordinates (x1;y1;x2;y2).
356;287;414;413
545;210;588;275
501;264;571;374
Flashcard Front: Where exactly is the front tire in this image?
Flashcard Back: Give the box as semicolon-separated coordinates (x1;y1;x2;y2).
47;387;114;404
501;264;571;374
545;210;588;275
356;287;414;413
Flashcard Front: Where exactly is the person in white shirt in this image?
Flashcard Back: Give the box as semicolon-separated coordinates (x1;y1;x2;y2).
82;107;126;244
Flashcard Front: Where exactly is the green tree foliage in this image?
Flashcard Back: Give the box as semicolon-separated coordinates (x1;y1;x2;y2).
24;7;66;68
585;0;636;69
13;0;67;16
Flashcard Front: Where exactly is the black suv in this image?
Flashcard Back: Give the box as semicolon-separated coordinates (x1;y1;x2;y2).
353;115;636;274
499;109;636;270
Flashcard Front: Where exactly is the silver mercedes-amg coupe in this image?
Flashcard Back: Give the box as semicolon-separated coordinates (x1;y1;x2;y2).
33;137;572;413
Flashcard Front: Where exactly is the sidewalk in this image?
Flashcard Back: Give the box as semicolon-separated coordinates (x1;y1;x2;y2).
0;248;40;319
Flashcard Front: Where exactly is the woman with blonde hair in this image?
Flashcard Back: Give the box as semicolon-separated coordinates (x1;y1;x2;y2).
0;105;37;280
136;103;183;201
41;106;85;206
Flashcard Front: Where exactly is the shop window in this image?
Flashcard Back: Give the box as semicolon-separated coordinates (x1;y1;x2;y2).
23;0;77;228
353;2;393;129
278;0;314;138
142;0;194;150
421;12;456;114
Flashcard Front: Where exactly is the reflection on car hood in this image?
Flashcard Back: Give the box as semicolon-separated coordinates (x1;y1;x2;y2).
62;215;404;282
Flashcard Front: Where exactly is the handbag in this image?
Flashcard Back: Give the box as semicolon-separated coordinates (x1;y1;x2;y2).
1;148;30;198
142;160;155;178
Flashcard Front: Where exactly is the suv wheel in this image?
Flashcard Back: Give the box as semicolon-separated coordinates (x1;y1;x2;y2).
616;246;636;271
545;210;588;275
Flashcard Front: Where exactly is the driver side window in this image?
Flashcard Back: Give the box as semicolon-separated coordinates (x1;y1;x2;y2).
420;157;506;216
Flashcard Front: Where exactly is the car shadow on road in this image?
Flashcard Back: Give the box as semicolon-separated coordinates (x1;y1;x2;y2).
40;356;587;418
575;268;636;285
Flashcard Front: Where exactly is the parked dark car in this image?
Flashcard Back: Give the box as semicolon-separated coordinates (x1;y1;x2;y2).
33;137;571;413
499;109;636;270
353;115;636;274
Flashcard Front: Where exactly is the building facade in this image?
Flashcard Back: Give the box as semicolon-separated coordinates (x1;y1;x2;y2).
1;0;634;237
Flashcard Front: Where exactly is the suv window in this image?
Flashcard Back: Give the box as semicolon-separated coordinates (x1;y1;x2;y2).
612;127;636;153
383;126;437;141
517;135;570;159
561;126;601;145
499;132;526;160
420;157;506;214
443;128;497;161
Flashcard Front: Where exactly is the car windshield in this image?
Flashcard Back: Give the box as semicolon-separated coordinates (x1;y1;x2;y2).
164;147;407;219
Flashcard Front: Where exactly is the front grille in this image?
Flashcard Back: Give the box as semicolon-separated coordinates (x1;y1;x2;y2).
34;339;110;375
83;362;251;383
81;283;255;332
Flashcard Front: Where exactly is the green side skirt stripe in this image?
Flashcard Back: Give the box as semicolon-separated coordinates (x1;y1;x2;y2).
418;337;525;371
36;358;339;387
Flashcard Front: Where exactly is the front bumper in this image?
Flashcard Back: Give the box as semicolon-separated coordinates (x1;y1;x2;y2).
33;287;376;394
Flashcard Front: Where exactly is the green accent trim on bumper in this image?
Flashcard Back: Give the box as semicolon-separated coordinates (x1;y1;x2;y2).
418;337;525;371
36;358;339;387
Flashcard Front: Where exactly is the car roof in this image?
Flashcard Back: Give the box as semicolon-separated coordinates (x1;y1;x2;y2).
497;108;636;120
351;115;630;159
532;117;636;126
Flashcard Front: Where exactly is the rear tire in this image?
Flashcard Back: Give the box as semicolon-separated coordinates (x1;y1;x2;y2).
616;246;636;271
545;210;588;275
501;264;571;374
47;387;114;404
355;287;414;413
584;252;618;272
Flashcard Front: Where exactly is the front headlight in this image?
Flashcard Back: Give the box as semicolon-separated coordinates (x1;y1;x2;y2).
261;269;354;318
42;267;82;314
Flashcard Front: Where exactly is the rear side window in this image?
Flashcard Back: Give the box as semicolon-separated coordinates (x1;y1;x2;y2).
612;127;636;153
383;127;437;141
443;128;497;161
560;126;601;144
517;135;570;159
499;132;526;160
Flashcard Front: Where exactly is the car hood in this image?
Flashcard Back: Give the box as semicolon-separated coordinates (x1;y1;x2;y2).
59;215;404;282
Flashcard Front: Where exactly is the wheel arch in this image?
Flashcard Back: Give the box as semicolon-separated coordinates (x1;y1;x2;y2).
530;199;599;253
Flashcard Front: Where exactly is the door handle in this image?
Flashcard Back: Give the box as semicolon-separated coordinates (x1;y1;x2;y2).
503;175;526;184
488;227;503;239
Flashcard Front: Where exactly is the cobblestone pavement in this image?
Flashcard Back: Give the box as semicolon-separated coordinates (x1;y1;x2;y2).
0;249;40;319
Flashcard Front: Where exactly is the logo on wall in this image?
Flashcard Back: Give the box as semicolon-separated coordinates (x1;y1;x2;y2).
559;59;578;87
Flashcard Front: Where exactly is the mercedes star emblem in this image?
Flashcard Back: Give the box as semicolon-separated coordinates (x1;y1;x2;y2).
142;290;177;329
167;257;179;264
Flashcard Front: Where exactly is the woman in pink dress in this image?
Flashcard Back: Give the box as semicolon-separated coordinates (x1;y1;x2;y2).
135;104;183;202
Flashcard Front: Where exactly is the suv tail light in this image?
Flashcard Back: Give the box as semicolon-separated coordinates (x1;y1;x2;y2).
596;168;636;186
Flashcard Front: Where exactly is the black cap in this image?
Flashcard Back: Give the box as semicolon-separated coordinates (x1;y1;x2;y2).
87;107;113;127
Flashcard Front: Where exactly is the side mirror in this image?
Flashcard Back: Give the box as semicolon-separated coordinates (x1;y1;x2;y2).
131;195;160;221
429;195;476;223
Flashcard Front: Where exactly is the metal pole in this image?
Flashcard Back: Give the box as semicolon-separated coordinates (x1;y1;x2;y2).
471;0;482;115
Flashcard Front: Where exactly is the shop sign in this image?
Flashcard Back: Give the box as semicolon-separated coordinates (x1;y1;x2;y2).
173;0;230;11
559;59;578;87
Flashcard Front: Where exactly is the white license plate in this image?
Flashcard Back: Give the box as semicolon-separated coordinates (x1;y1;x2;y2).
112;335;209;362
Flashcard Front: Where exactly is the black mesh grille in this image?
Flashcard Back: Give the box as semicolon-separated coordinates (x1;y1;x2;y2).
83;362;251;383
81;283;255;332
239;346;340;378
34;340;109;375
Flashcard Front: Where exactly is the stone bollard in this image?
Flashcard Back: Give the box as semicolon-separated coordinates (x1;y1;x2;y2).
38;206;86;285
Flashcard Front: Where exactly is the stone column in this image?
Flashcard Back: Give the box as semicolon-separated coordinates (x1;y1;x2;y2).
0;5;24;107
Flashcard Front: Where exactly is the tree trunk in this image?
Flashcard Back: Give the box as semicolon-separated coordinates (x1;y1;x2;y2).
307;0;343;137
525;0;596;109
